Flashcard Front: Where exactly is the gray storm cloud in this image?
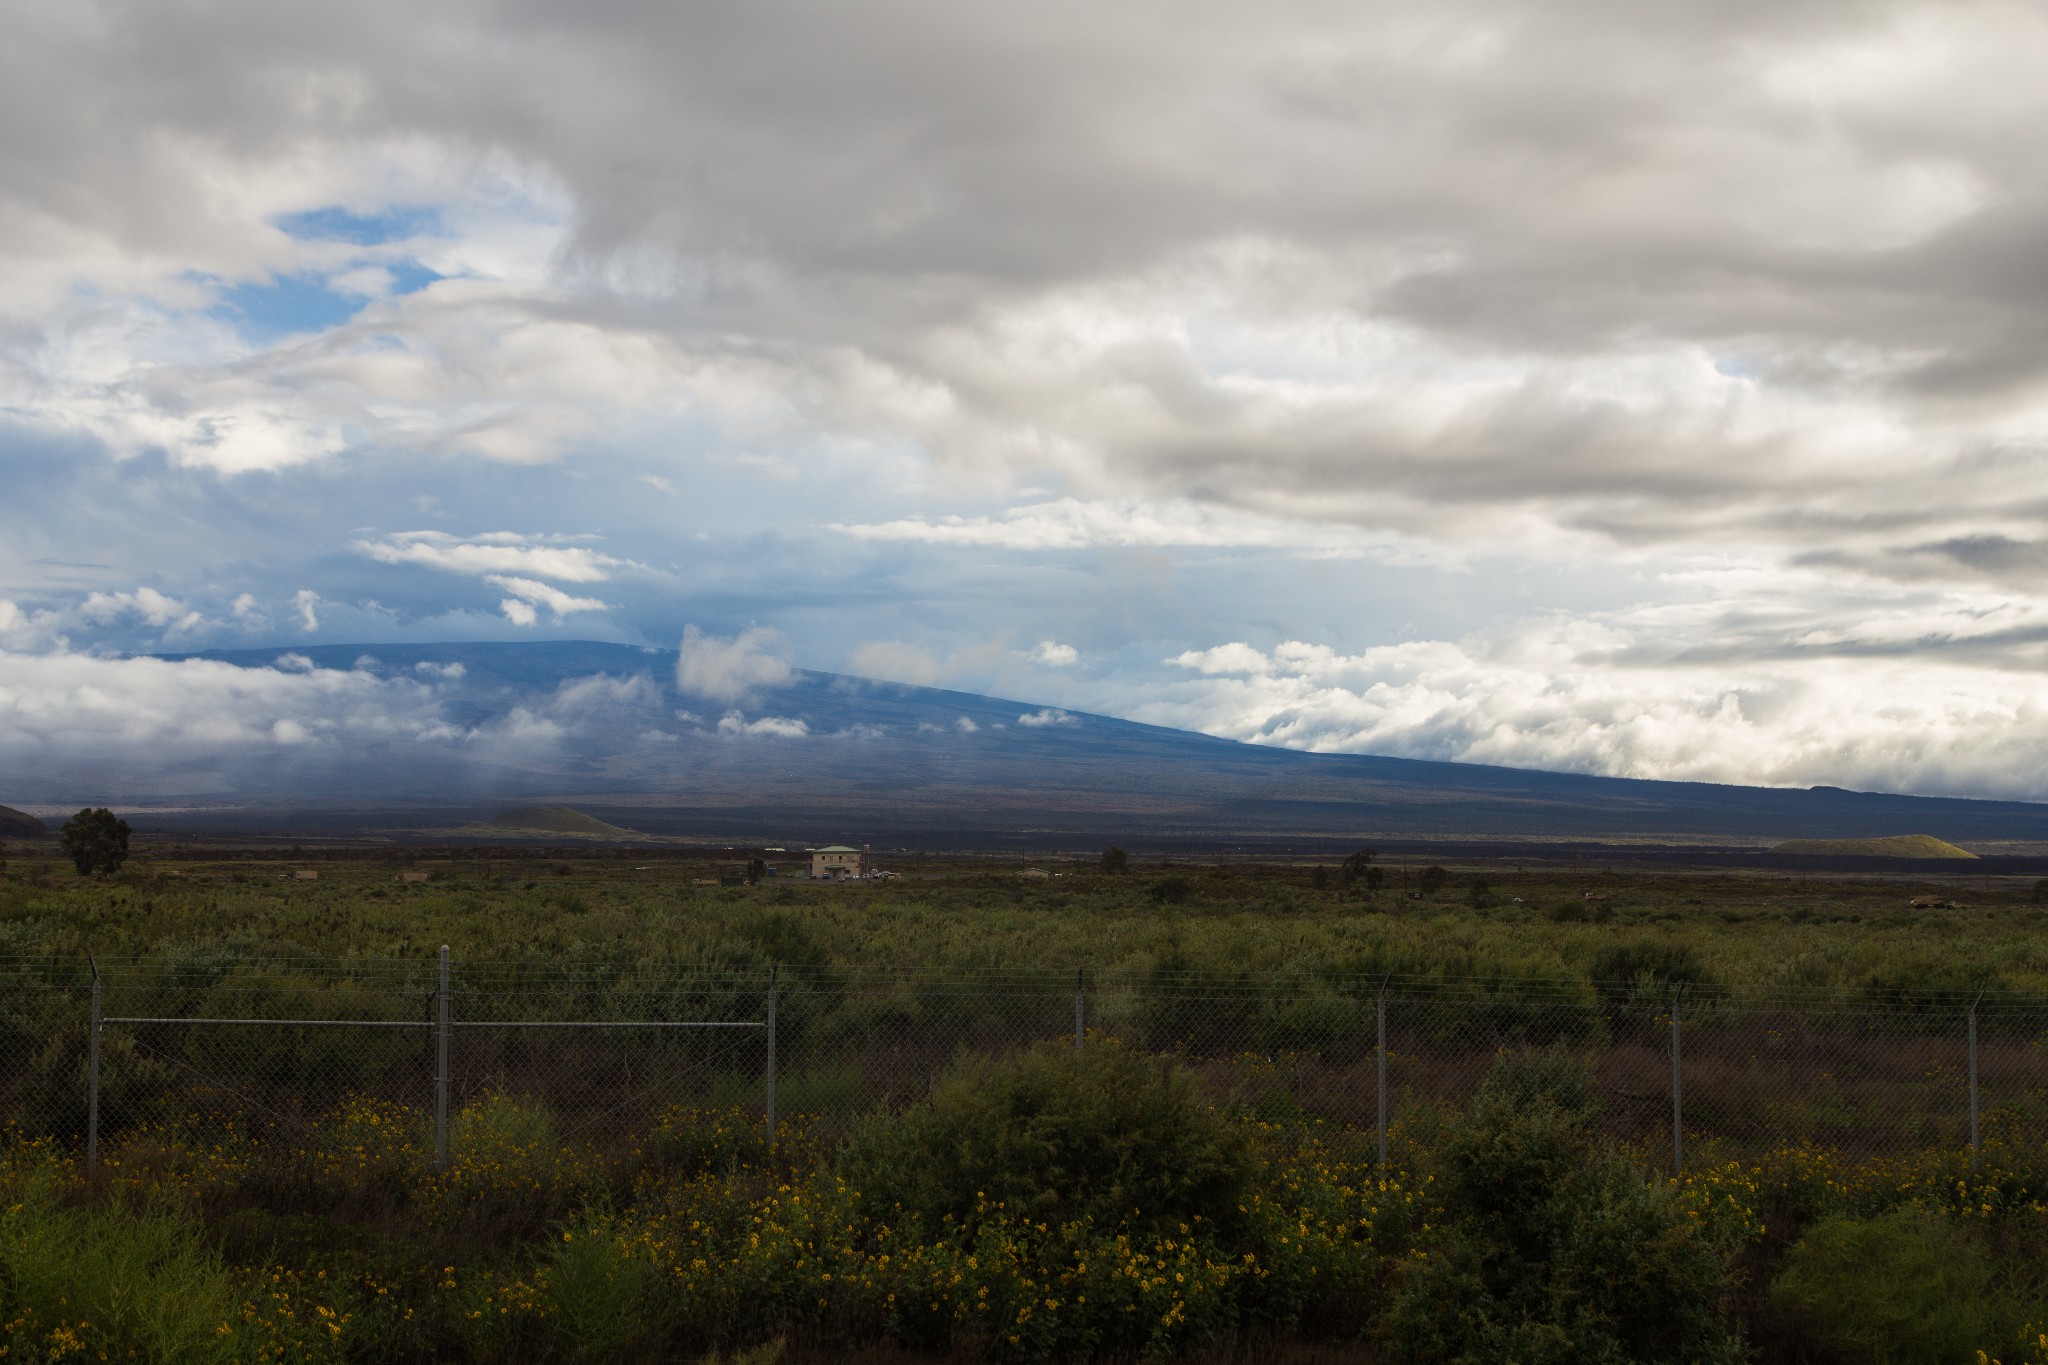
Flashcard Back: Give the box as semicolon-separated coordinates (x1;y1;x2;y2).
5;0;2047;566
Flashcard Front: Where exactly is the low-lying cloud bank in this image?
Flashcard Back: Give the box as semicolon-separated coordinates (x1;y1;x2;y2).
9;620;2048;806
0;648;661;798
1145;625;2048;801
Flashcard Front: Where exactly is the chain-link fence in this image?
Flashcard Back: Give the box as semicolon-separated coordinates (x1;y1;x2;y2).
4;953;2044;1171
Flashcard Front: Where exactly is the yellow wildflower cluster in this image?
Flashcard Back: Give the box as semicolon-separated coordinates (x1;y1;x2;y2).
11;1099;2048;1363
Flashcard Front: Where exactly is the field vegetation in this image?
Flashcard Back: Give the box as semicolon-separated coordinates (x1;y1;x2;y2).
5;844;2048;1361
2;844;2046;998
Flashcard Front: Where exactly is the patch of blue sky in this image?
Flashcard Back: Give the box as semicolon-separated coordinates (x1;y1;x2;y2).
275;204;443;246
384;261;443;296
203;261;442;341
207;271;370;339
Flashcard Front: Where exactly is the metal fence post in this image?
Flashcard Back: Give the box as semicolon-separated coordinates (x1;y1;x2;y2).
86;955;102;1179
1074;968;1085;1049
434;945;450;1169
764;963;778;1137
1670;987;1684;1175
1969;993;1982;1155
1375;985;1388;1167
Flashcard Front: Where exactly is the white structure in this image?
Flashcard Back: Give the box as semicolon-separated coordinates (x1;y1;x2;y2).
811;845;866;880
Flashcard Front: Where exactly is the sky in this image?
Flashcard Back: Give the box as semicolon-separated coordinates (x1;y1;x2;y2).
6;0;2048;800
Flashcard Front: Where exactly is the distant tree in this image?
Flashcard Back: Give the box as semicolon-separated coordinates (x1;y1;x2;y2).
1100;846;1129;874
1468;877;1492;907
1417;864;1448;897
59;808;131;878
747;857;767;884
2033;879;2048;905
1339;847;1376;888
1310;864;1329;890
1364;865;1385;892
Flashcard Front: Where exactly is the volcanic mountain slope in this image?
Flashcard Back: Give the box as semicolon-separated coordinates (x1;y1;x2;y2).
24;639;2041;848
0;806;47;839
464;805;644;838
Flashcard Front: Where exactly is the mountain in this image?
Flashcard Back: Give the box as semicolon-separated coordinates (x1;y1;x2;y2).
26;639;2048;850
466;805;643;838
1771;835;1977;859
0;805;47;839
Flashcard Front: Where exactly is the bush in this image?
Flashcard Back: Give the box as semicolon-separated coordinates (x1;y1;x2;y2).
1770;1208;2012;1364
1588;940;1718;1039
1387;1056;1745;1364
0;1156;341;1361
838;1040;1249;1237
1475;1045;1600;1128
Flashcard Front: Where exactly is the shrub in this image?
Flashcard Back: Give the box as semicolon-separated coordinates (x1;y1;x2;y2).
1770;1208;2012;1364
1588;940;1718;1039
1387;1057;1745;1364
1474;1045;1600;1127
0;1156;343;1361
838;1040;1249;1237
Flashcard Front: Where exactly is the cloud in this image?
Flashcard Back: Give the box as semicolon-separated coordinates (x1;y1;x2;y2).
358;532;628;584
79;588;203;633
1148;616;2048;801
1024;641;1080;668
7;0;2046;569
835;498;1411;557
954;716;980;733
716;711;809;739
0;601;66;652
484;575;610;624
675;625;793;702
9;0;2048;803
1017;707;1075;727
0;649;460;783
848;640;941;686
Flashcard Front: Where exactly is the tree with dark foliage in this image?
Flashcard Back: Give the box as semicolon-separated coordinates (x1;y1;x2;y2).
1418;863;1448;897
1099;846;1128;874
1339;846;1378;890
59;807;130;877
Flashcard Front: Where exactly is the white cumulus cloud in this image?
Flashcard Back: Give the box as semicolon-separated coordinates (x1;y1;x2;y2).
357;531;629;583
675;625;793;702
1025;640;1080;667
716;711;809;739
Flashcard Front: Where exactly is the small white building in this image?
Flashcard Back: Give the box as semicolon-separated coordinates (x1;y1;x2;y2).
811;845;867;880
